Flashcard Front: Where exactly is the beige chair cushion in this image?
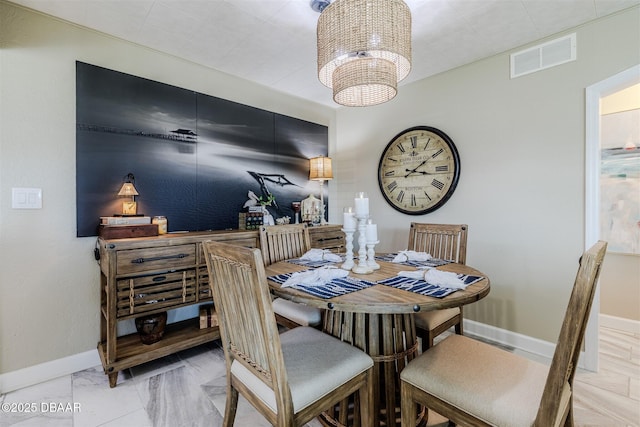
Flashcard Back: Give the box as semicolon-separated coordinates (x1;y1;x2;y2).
232;326;373;414
401;334;549;426
272;297;322;327
414;307;460;330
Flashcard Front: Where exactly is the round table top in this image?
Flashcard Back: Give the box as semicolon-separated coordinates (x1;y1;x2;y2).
265;257;490;314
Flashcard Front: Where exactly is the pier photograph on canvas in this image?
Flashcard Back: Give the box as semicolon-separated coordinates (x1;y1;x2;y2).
76;62;328;237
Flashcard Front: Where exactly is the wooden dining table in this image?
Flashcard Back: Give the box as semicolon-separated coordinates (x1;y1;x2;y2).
265;256;490;427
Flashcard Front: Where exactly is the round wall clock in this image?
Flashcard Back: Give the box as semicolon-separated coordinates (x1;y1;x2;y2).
377;126;460;215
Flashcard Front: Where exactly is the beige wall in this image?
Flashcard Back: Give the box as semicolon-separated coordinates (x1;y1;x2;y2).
1;0;638;378
0;1;335;374
331;6;640;342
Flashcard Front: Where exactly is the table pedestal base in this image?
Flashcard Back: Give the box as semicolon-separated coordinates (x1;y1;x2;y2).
320;312;426;427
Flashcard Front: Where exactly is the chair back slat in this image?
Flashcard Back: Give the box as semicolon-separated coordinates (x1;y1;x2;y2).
203;241;289;395
534;241;607;426
260;224;311;266
408;223;468;264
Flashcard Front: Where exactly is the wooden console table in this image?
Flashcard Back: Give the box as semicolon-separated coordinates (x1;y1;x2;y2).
96;230;258;387
96;226;344;387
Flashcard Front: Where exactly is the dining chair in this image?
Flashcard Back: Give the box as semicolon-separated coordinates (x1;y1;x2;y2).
203;240;374;427
407;222;468;349
259;224;322;329
400;240;607;427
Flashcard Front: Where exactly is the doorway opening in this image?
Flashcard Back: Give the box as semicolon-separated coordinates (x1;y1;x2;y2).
584;64;640;371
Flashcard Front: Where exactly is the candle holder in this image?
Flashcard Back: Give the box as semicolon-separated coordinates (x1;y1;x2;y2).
291;202;301;224
341;228;356;270
352;215;373;274
366;240;380;270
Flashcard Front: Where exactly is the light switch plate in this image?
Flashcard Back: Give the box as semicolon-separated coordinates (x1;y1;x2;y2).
12;187;43;209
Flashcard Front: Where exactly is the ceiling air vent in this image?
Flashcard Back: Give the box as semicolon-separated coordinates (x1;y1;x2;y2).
510;33;576;78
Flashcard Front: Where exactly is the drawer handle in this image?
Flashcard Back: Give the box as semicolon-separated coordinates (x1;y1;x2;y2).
131;253;188;264
152;276;167;282
317;236;344;242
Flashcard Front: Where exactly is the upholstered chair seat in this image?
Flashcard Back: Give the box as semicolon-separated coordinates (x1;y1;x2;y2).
271;298;322;327
401;334;553;426
231;326;373;414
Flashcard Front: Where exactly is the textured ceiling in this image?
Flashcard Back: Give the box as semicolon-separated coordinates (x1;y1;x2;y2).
8;0;640;107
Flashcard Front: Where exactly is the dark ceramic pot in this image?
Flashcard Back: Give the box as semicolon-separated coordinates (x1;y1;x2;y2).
135;312;167;345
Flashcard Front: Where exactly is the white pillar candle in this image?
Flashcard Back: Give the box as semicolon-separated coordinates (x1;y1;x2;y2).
354;192;369;216
343;207;356;230
366;222;378;242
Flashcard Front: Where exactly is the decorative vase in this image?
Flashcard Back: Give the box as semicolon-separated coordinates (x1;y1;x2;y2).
262;207;275;226
135;312;167;345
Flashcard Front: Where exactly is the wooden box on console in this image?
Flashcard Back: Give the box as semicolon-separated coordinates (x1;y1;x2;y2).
98;224;158;239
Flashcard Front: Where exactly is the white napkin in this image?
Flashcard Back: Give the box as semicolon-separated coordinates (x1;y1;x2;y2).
424;269;467;289
282;266;349;288
392;250;432;263
397;270;427;280
300;248;342;263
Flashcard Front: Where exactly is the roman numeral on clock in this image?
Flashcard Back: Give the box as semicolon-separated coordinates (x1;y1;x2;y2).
396;190;405;203
435;165;448;172
411;193;416;206
396;143;405;153
431;179;444;190
410;136;418;148
387;181;398;192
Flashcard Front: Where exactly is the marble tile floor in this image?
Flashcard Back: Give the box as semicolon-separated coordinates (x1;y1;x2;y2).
1;326;638;427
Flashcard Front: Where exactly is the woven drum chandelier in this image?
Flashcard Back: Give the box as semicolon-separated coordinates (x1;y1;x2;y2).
317;0;412;107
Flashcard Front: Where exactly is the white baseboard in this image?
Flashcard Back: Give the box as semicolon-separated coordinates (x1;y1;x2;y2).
0;349;100;394
465;314;640;372
463;318;556;362
0;310;198;395
600;313;640;334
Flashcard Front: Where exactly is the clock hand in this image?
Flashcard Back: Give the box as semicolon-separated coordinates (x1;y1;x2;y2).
411;170;449;175
404;160;428;178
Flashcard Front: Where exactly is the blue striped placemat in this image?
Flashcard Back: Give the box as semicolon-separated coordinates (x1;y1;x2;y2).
375;253;454;268
286;258;339;268
268;272;375;299
377;274;484;298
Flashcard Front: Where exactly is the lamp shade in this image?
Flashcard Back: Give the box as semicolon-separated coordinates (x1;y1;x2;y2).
117;182;139;197
317;0;411;106
309;156;333;181
333;57;397;106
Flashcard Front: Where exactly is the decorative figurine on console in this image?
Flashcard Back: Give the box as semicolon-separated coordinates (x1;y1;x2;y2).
301;194;321;225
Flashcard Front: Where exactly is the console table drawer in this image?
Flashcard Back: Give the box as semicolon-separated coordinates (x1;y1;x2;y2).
116;270;197;317
309;225;345;252
116;244;196;275
197;266;212;301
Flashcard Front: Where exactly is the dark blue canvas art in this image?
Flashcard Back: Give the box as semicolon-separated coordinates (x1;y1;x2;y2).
76;62;328;237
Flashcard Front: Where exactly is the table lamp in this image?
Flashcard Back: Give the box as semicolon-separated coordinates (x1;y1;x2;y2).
309;156;333;225
117;173;139;215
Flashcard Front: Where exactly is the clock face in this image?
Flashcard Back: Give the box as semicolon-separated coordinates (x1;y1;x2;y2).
378;126;460;215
